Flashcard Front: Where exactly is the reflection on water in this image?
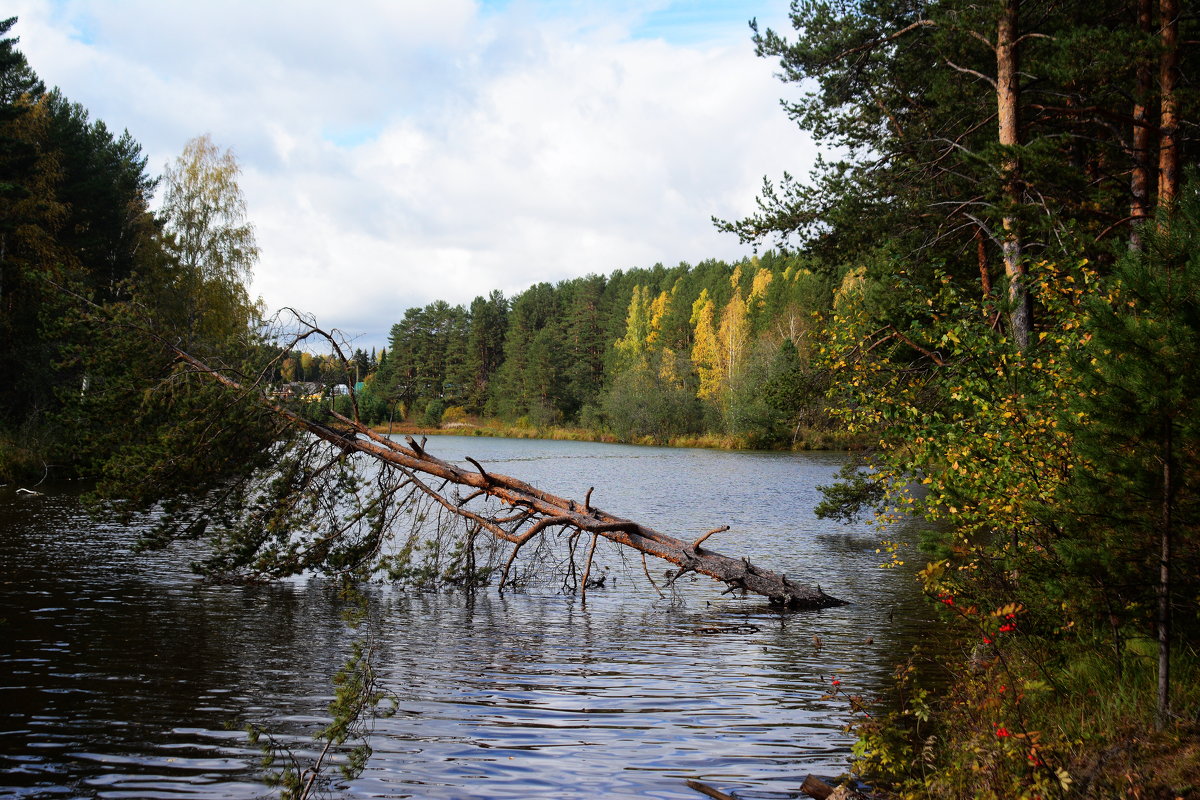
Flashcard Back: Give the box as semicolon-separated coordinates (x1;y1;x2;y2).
0;437;937;799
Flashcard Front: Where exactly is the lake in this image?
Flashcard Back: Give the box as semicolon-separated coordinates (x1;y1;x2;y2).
0;436;936;799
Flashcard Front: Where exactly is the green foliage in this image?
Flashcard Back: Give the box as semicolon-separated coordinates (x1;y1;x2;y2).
384;533;493;589
0;31;141;437
599;362;700;442
247;591;398;800
818;198;1200;792
381;300;469;414
727;2;1200;781
486;282;564;420
852;635;1200;799
0;425;51;482
1044;195;1200;652
372;253;837;448
9;9;1198;796
422;398;446;427
846;657;931;793
463;290;508;411
0;21;267;482
721;0;1198;275
158;133;260;352
814;460;886;524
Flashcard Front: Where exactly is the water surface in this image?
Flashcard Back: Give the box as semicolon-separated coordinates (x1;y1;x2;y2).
0;436;936;799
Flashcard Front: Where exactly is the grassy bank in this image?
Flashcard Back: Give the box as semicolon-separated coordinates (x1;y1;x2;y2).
368;416;858;452
851;629;1200;798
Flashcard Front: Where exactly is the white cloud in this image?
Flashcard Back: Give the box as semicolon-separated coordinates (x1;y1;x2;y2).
9;0;815;350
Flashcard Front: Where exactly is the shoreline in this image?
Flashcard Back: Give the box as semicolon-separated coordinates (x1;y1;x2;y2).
367;419;861;452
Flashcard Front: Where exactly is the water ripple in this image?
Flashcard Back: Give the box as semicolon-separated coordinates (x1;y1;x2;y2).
0;440;937;799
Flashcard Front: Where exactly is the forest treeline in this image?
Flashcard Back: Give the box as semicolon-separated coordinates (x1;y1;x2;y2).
295;254;838;448
3;2;1200;797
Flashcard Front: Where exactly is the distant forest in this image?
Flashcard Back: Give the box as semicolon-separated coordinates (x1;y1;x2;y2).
280;253;838;447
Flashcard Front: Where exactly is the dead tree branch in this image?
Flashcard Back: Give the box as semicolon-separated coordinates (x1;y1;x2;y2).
172;346;845;609
692;525;730;551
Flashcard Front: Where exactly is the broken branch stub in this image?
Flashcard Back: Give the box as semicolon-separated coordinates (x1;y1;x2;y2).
174;347;846;609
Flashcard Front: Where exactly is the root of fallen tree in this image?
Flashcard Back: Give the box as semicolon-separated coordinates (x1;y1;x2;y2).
174;346;846;610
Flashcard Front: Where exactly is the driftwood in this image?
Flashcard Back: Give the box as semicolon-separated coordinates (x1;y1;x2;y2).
801;775;838;800
685;779;736;800
800;775;868;800
688;775;867;799
175;348;845;610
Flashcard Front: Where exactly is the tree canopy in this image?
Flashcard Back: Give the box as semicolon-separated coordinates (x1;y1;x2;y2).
0;19;262;480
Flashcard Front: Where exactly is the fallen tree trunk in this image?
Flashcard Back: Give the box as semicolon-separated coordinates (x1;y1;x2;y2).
174;347;845;610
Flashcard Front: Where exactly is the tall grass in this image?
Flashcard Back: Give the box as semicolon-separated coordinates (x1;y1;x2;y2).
1040;640;1199;744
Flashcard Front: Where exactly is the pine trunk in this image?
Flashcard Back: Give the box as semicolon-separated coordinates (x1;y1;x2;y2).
1157;0;1179;214
1129;0;1154;249
997;0;1029;349
1158;419;1173;730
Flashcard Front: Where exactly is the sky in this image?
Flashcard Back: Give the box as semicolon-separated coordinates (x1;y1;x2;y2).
9;0;816;352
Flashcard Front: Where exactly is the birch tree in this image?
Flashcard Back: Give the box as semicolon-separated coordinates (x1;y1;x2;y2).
160;134;259;349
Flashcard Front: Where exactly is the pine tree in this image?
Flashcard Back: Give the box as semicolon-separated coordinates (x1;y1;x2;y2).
464;290;507;412
1053;184;1200;729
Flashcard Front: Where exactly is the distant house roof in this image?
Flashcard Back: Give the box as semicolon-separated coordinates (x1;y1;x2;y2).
273;382;323;399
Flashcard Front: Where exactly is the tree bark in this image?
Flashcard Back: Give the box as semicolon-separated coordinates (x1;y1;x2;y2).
173;347;846;610
976;226;992;296
997;0;1030;350
685;779;737;800
1157;0;1179;215
1129;0;1155;250
800;775;837;799
1158;418;1173;730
